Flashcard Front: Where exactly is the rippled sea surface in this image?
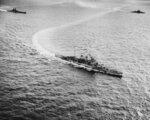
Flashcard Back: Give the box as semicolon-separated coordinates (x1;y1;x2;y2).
1;0;150;120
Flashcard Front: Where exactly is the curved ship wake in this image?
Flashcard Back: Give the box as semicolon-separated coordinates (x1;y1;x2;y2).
32;5;125;78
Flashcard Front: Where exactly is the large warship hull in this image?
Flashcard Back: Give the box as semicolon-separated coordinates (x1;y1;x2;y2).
131;10;145;14
69;61;122;78
8;10;26;14
57;55;123;78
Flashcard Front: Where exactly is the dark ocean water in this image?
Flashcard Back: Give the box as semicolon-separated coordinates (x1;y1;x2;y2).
0;0;150;120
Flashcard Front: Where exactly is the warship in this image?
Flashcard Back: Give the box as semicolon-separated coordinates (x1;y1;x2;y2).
131;10;145;14
56;54;123;78
8;8;26;14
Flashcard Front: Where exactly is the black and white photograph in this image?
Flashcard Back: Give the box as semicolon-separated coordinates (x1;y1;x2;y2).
0;0;150;120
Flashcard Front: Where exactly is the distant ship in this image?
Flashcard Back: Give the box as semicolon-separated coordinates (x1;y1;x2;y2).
57;54;123;78
131;10;145;14
7;8;26;14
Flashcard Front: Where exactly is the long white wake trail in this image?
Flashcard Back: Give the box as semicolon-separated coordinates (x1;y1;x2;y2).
32;5;127;58
0;9;7;12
